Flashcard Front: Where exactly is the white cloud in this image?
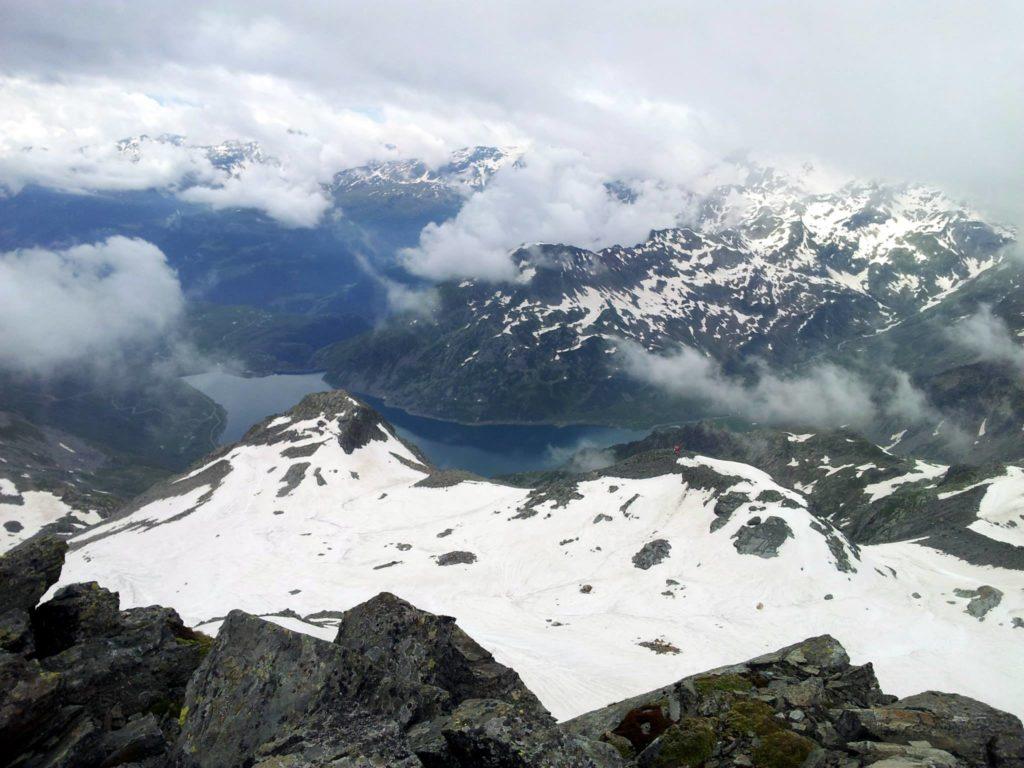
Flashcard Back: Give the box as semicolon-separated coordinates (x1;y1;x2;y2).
0;2;1020;239
621;342;912;429
0;237;184;374
177;163;331;228
948;305;1024;371
0;74;514;228
400;148;695;281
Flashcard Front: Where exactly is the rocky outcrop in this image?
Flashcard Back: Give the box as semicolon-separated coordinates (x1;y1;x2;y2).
731;514;794;558
3;536;1022;768
837;692;1024;768
954;586;1004;620
176;593;567;768
632;539;671;570
0;535;69;654
0;535;209;767
563;635;1024;768
332;592;546;721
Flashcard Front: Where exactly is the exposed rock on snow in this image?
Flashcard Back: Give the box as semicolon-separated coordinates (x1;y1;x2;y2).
953;585;1003;620
731;515;794;558
632;539;672;570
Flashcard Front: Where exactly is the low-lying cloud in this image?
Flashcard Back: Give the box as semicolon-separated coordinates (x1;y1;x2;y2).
0;237;184;375
400;148;694;282
948;305;1024;371
621;341;926;430
178;163;331;228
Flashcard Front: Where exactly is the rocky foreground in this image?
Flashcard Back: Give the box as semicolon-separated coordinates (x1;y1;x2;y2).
2;535;1022;768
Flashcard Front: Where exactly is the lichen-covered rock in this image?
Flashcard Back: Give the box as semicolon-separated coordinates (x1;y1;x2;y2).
38;598;206;724
562;634;892;761
175;610;351;767
333;592;547;724
0;651;63;757
0;608;34;654
250;707;423;768
846;740;964;768
98;712;167;766
837;691;1024;768
0;533;213;767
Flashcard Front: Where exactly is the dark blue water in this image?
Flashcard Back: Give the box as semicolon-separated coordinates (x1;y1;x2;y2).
184;371;646;476
362;395;646;476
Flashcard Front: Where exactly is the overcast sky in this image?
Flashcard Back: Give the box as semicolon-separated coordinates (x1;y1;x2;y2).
1;1;1020;218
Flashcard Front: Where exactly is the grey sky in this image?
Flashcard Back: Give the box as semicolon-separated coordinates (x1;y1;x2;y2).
0;1;1021;222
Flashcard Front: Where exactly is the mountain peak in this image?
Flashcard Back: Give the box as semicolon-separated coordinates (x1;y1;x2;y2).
239;388;432;464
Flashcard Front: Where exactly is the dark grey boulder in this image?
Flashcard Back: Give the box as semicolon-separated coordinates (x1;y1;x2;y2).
710;491;748;532
731;515;793;557
443;698;622;768
333;592;547;725
0;607;34;654
175;610;351;767
632;539;671;570
0;534;69;656
33;581;121;657
250;706;423;768
0;534;67;612
99;713;167;767
837;691;1024;768
0;651;63;758
37;597;206;725
175;596;618;768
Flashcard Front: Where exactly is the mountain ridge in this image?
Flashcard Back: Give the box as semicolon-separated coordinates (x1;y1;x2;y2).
41;389;1024;721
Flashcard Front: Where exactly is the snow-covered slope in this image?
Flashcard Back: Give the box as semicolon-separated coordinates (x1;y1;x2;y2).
52;391;1024;721
1;411;116;552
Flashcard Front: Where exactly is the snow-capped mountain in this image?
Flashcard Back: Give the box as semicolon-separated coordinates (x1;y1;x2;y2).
51;391;1024;721
329;145;520;200
116;134;270;177
319;161;1015;425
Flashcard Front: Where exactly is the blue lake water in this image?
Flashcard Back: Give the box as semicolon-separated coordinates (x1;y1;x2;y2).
183;371;647;476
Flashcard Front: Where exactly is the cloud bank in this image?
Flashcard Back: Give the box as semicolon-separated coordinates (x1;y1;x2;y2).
400;148;695;281
948;305;1024;371
0;2;1020;234
0;237;184;375
621;342;928;430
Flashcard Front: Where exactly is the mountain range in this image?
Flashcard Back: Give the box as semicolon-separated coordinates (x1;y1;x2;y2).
3;136;1024;763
